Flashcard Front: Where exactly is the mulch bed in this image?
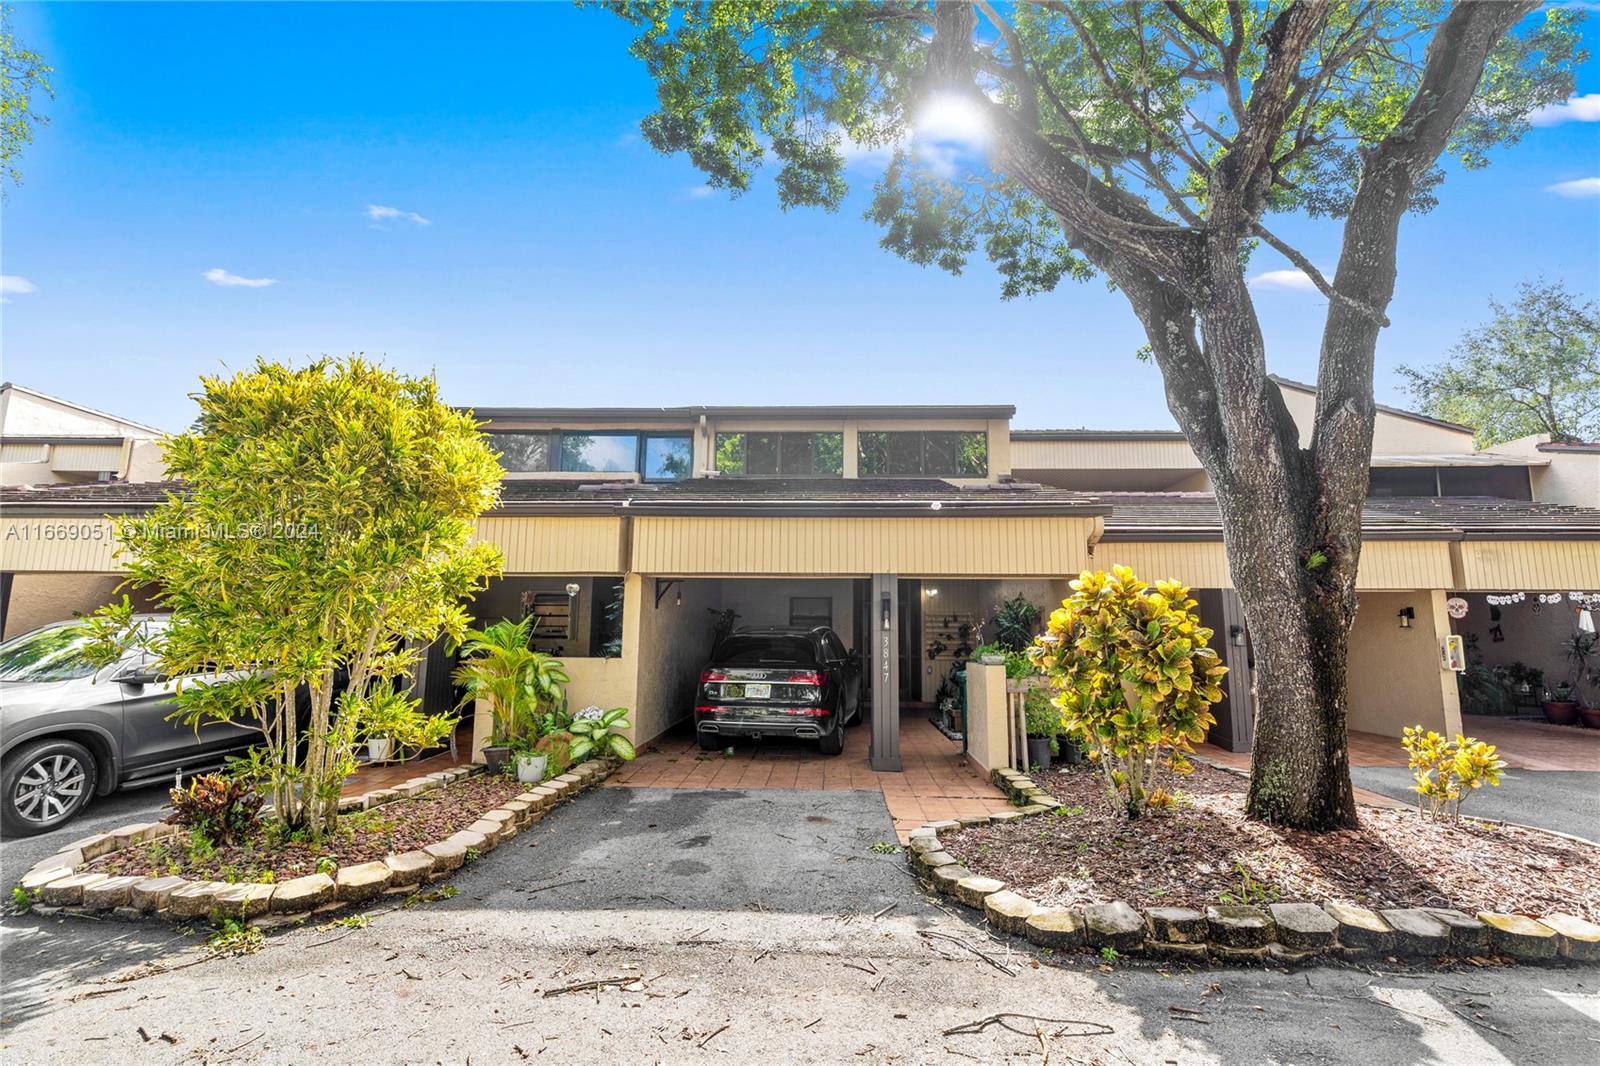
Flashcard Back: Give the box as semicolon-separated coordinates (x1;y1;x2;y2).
942;762;1600;923
88;774;526;884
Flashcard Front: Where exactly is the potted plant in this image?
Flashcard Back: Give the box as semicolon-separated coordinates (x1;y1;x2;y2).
1023;687;1059;772
1546;632;1596;726
510;737;548;784
453;616;570;773
366;735;394;763
1543;681;1580;726
974;641;1007;666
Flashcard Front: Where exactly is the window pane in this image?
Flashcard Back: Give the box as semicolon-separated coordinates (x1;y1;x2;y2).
858;432;888;476
559;433;639;472
789;596;833;627
488;432;550;472
811;433;844;476
714;433;746;475
957;432;988;476
746;433;781;475
923;432;959;476
1438;466;1531;500
1367;467;1437;497
886;432;922;476
643;436;692;480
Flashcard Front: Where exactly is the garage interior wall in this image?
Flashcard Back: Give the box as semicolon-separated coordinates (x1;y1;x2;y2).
1;573;157;639
1450;593;1587;705
1347;589;1462;738
631;576;726;747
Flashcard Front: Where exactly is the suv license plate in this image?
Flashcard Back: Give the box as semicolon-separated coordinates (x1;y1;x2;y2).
745;683;771;699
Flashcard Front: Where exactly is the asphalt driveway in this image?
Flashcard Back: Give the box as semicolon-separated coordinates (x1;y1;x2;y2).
4;782;1598;1065
1351;767;1600;842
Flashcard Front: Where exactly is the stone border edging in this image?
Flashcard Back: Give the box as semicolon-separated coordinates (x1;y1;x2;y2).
905;766;1599;967
15;757;619;927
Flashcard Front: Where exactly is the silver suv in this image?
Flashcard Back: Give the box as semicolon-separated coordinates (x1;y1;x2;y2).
0;616;259;837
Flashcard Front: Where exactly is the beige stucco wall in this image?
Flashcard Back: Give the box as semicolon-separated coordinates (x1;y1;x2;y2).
965;663;1011;773
1347;590;1462;738
630;574;725;747
1276;386;1475;454
716;578;858;647
1;572;155;639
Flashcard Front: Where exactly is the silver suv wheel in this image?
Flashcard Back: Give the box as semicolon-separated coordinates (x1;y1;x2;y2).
2;739;99;837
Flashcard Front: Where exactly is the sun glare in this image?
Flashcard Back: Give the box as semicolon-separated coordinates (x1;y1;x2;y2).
912;93;991;148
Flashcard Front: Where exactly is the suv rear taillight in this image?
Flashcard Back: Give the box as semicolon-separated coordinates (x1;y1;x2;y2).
785;672;823;685
701;670;728;683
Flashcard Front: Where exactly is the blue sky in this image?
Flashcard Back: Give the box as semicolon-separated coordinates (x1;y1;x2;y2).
2;2;1597;434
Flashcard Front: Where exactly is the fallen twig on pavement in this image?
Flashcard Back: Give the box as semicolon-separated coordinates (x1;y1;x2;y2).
943;1013;1115;1039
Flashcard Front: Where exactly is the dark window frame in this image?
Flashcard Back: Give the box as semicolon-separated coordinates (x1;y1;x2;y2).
713;431;845;478
486;429;693;481
858;430;989;478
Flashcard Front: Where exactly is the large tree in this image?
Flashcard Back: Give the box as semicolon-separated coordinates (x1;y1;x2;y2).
0;3;52;188
1399;278;1600;446
606;1;1581;828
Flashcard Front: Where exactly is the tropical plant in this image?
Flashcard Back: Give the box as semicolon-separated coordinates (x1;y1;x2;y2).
1022;686;1060;740
1564;632;1598;708
168;773;263;847
605;2;1580;831
533;730;576;778
1402;726;1507;820
990;594;1042;653
452;617;570;746
568;706;637;763
1031;566;1226;818
78;357;503;839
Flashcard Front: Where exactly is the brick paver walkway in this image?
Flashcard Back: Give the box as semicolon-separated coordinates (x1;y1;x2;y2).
608;709;1011;840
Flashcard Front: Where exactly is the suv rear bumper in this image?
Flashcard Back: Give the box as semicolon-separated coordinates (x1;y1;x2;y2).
695;710;836;740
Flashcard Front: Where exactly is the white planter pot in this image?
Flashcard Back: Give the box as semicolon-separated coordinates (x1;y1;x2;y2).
515;753;548;784
367;737;394;763
979;654;1006;665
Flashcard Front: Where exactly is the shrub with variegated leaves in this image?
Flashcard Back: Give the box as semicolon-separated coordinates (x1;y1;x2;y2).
1030;566;1226;818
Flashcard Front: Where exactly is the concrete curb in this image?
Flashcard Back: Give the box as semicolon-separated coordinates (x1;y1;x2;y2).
905;766;1600;968
15;757;619;928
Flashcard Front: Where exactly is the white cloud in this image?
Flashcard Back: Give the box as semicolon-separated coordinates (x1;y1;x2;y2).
1248;268;1326;293
1;275;38;302
202;267;277;288
1530;92;1600;127
1546;177;1600;199
365;204;430;225
685;184;717;199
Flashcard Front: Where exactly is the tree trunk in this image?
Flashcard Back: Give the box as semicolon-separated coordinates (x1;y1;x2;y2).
1218;473;1361;829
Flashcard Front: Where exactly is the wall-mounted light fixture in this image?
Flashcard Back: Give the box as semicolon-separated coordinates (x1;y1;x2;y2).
564;582;581;598
1228;624;1246;648
924;587;939;598
1397;606;1415;630
881;593;893;631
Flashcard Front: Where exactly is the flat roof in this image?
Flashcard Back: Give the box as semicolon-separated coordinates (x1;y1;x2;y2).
1011;429;1187;442
466;404;1016;423
1096;492;1600;540
9;479;1595;538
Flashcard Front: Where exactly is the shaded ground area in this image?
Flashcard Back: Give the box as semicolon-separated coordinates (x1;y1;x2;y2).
1352;767;1600;843
943;763;1600;921
3;782;1597;1065
0;784;170;886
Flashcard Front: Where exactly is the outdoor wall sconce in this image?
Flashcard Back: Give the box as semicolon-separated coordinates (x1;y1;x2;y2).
564;582;581;598
1397;606;1415;629
924;587;939;598
1228;624;1246;647
882;593;893;631
654;578;682;608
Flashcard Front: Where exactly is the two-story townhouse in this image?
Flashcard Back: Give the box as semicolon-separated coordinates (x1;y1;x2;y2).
2;389;1597;776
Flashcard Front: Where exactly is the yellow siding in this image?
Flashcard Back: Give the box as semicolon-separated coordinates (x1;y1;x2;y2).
630;516;1095;577
474;516;625;575
1455;539;1600;590
1098;539;1455;590
0;516;124;572
49;443;124;473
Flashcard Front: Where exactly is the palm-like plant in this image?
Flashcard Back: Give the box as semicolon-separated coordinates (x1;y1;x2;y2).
452;617;569;745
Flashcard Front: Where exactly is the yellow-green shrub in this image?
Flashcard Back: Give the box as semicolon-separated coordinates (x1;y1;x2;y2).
1031;566;1226;818
1402;726;1507;819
